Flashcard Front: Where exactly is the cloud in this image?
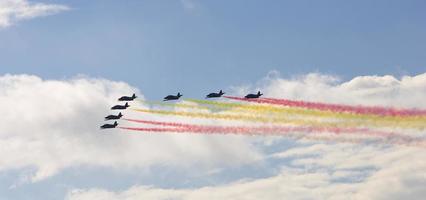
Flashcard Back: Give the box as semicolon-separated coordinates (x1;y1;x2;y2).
64;72;426;200
66;143;426;200
0;0;69;28
1;72;425;199
245;72;426;108
0;74;260;182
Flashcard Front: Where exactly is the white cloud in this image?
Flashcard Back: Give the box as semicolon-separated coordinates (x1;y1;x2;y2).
65;72;426;200
66;142;426;200
0;74;260;182
0;0;69;28
247;72;426;108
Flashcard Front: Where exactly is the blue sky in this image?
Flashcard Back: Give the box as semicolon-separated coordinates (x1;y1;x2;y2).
1;0;425;99
1;1;426;200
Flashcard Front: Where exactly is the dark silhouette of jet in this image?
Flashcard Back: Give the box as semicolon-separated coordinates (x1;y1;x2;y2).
111;102;129;110
100;121;118;129
163;92;182;101
245;91;263;99
105;112;123;120
118;93;137;101
206;90;225;98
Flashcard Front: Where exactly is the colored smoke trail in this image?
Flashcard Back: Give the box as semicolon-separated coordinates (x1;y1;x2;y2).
142;98;426;127
120;120;425;147
139;100;213;110
119;126;363;143
132;107;426;130
224;96;426;117
185;99;426;129
124;118;412;140
131;108;355;128
120;126;398;145
125;118;370;134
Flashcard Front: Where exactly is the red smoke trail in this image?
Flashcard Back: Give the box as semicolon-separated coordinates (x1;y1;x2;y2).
119;122;425;147
123;118;406;139
224;96;426;117
120;127;188;132
125;118;365;135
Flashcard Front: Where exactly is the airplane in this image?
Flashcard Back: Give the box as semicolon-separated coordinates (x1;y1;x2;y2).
245;91;263;99
163;92;182;101
105;112;123;120
118;93;137;101
111;102;129;110
206;90;225;98
100;121;118;129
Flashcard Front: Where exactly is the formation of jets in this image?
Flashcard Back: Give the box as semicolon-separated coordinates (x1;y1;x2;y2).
100;94;136;129
100;90;264;129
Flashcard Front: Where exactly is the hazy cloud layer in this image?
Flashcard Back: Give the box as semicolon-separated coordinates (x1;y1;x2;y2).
0;0;69;28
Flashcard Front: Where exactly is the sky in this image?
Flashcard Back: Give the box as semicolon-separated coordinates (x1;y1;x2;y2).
1;0;425;98
0;0;425;200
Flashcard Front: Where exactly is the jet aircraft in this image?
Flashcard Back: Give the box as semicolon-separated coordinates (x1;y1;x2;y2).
245;91;263;99
163;93;182;101
100;121;118;129
111;102;129;110
206;90;225;98
118;93;137;101
105;112;123;120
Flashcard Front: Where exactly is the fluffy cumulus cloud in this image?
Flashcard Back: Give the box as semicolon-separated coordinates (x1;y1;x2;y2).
0;0;69;28
64;72;426;200
0;74;260;182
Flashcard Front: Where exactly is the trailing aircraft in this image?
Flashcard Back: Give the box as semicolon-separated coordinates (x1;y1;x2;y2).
245;91;263;99
105;112;123;120
118;93;137;101
100;121;118;129
111;102;129;110
206;90;225;98
163;92;182;101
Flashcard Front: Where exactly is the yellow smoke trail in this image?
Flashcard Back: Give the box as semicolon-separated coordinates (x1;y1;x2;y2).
132;108;339;127
138;100;209;110
137;99;426;129
132;108;426;131
184;99;426;130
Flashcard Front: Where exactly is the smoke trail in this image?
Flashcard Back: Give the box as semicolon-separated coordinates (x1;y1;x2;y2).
131;108;358;128
139;100;213;110
185;99;426;129
119;126;385;145
224;96;426;117
125;118;369;134
120;121;424;147
124;118;414;141
132;106;426;130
